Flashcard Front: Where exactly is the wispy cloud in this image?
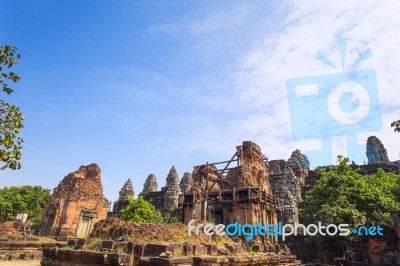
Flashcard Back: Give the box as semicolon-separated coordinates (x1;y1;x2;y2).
147;0;400;166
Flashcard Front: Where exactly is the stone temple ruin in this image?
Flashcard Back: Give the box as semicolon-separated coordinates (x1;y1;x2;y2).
139;167;188;221
269;150;309;224
39;163;109;240
183;141;280;244
112;178;134;214
37;136;400;249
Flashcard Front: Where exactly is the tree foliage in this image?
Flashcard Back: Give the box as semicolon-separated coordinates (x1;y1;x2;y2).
121;196;164;224
391;119;400;133
301;156;400;227
0;44;24;170
0;185;51;228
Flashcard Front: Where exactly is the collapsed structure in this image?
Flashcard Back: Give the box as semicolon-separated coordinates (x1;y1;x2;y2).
39;164;109;240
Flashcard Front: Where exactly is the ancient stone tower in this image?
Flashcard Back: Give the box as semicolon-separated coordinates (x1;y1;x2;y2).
180;172;193;194
366;136;390;164
163;166;182;220
269;150;309;224
113;178;134;213
141;174;158;194
140;169;184;222
39;164;108;240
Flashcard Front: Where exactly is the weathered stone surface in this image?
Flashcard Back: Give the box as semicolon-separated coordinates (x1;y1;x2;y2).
143;244;168;257
366;136;390;164
39;164;109;240
182;141;281;246
224;141;272;191
142;174;158;194
101;240;114;251
163;166;182;221
52;163;105;201
269;150;309;224
141;168;183;222
0;242;63;262
180;172;193;194
0;221;24;238
392;211;400;238
113;178;134;213
149;256;193;265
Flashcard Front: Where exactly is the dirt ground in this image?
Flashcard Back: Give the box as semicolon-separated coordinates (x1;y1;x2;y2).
0;261;40;266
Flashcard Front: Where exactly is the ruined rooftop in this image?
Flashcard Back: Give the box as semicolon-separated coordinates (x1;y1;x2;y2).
52;163;106;202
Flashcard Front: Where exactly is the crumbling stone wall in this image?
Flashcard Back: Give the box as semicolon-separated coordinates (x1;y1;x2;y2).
269;150;309;224
39;164;109;240
225;141;271;192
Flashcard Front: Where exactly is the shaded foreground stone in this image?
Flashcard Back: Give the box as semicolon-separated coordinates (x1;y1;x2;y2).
0;239;64;261
41;241;301;265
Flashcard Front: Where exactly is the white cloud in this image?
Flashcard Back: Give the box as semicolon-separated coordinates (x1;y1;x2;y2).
113;0;400;169
228;0;400;165
163;0;400;166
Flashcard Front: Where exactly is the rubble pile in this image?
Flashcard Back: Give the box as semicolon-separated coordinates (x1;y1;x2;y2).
52;163;106;201
0;221;23;238
91;217;236;246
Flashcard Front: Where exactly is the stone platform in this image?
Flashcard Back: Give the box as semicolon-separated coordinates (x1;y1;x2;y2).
40;240;302;266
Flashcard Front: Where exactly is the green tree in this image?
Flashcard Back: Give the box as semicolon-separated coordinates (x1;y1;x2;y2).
0;44;24;170
391;119;400;133
121;196;164;224
0;185;51;228
301;156;400;228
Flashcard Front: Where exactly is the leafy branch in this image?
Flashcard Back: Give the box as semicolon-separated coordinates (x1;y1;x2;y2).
0;44;24;170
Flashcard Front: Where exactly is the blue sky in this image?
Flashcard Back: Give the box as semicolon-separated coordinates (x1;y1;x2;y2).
1;0;400;204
